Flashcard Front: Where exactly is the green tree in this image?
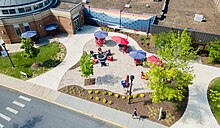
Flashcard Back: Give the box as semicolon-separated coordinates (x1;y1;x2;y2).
147;29;196;102
155;29;197;68
79;51;94;79
147;64;193;102
208;39;220;63
20;38;39;59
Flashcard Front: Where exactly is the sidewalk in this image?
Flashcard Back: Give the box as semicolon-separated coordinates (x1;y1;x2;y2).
171;63;220;128
0;73;167;128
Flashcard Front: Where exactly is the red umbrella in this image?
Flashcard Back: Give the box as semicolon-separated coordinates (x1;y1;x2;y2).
147;55;163;66
112;36;129;45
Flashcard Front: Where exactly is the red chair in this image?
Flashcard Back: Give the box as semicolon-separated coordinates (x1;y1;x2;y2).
96;40;102;47
107;55;113;62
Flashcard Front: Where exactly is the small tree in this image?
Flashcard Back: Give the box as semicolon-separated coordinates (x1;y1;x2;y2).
20;38;39;59
154;29;197;68
208;39;220;63
147;64;193;102
79;52;94;79
147;29;196;102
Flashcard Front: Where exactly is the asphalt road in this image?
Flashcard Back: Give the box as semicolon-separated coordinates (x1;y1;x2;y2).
0;86;119;128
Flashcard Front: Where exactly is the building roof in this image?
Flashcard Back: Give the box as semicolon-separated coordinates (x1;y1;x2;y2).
0;0;41;7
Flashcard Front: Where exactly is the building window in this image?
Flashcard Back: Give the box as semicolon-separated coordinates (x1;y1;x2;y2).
9;9;16;14
44;0;50;5
2;10;9;14
18;8;25;13
39;3;44;8
25;6;32;12
33;4;39;10
23;22;30;31
13;24;22;37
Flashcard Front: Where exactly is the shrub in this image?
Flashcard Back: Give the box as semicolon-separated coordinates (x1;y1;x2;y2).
108;100;113;105
208;39;220;63
88;90;93;94
209;89;220;102
140;94;145;98
89;96;93;99
102;98;107;103
103;91;107;95
108;92;113;96
81;89;84;91
114;93;120;98
95;90;100;94
95;97;100;101
71;86;75;89
127;96;133;99
133;94;138;99
122;96;126;100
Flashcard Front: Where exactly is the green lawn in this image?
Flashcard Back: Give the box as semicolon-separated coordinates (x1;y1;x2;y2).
209;77;220;125
0;42;65;79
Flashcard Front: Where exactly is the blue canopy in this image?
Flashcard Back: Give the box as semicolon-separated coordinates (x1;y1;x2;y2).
21;31;37;38
94;30;108;39
129;50;146;59
44;24;59;31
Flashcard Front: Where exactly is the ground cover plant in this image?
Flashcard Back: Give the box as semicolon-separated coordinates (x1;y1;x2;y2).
0;42;66;79
59;85;188;126
208;77;220;125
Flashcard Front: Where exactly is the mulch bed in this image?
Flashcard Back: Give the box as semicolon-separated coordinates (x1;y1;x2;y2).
59;85;188;126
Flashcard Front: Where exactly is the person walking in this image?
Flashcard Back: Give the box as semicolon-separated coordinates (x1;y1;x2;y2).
131;108;138;119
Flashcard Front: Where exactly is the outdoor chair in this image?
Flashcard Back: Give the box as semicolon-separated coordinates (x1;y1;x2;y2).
107;55;113;62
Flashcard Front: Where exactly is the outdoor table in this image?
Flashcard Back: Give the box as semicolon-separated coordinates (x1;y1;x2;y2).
97;52;107;61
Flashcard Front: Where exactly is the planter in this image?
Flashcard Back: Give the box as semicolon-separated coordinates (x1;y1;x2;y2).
84;78;95;86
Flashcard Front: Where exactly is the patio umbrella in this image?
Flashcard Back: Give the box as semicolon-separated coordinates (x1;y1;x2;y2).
129;50;146;59
44;24;59;31
112;36;129;45
147;55;163;66
94;30;108;38
21;31;37;38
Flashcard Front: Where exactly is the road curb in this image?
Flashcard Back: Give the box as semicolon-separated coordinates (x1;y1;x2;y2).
0;84;125;128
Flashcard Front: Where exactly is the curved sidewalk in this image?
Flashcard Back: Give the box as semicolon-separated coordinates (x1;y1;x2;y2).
27;26;100;90
171;63;220;128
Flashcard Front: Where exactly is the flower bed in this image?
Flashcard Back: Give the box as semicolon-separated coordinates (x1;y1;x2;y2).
59;85;188;126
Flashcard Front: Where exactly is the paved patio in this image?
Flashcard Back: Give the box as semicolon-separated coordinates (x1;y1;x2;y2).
58;35;152;95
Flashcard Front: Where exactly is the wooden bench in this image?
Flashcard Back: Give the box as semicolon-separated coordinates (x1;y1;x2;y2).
20;71;28;78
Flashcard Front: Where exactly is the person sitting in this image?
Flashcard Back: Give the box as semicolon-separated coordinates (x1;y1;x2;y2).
90;51;96;58
97;47;103;54
134;59;142;66
92;57;98;64
141;71;147;80
122;46;127;54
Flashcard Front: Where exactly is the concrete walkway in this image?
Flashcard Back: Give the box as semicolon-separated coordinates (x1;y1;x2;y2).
0;73;167;128
171;63;220;128
27;26;100;90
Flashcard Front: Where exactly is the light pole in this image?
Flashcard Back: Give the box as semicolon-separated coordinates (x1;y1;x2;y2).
128;75;135;104
0;39;15;68
119;7;125;29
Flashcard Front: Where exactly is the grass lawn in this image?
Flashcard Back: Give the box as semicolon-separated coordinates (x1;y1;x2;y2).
0;42;66;79
208;77;220;125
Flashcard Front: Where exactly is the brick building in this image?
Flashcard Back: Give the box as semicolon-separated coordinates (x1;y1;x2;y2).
0;0;85;44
